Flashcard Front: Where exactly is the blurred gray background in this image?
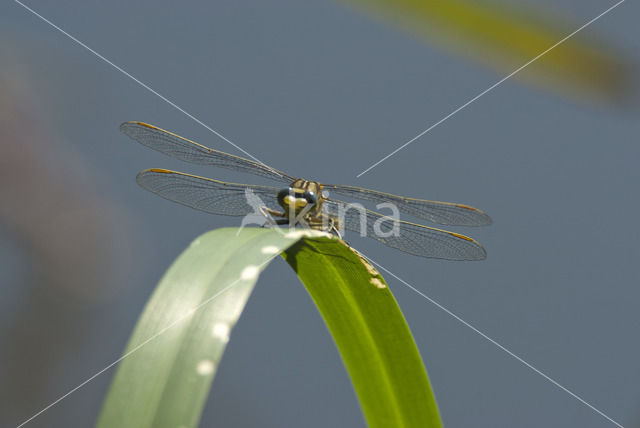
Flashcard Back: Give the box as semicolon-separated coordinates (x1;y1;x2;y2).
1;0;639;427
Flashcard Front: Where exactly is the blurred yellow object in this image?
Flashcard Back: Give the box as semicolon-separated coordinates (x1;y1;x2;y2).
341;0;630;106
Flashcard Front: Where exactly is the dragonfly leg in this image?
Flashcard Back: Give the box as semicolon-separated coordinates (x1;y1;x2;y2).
330;223;343;239
307;213;342;237
259;206;286;227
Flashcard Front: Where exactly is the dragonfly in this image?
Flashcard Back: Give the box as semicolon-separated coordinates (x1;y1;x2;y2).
122;122;492;260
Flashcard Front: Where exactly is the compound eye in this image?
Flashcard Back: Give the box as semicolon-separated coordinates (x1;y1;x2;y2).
303;191;317;205
278;187;292;198
277;187;294;206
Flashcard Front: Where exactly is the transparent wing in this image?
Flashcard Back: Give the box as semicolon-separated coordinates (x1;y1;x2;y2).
324;199;487;260
322;184;491;227
122;122;293;183
136;169;282;216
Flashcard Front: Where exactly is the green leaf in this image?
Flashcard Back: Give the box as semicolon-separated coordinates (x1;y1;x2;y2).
97;227;441;428
283;238;442;428
96;227;305;428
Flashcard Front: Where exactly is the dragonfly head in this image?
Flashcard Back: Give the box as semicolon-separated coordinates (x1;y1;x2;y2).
277;187;318;213
278;180;325;217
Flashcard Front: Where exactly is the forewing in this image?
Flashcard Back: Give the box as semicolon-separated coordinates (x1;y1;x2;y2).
121;122;293;183
136;169;282;216
323;184;491;226
324;199;487;260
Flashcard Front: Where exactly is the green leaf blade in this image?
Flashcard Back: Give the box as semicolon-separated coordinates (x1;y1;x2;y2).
96;228;301;428
98;227;441;428
283;238;442;428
